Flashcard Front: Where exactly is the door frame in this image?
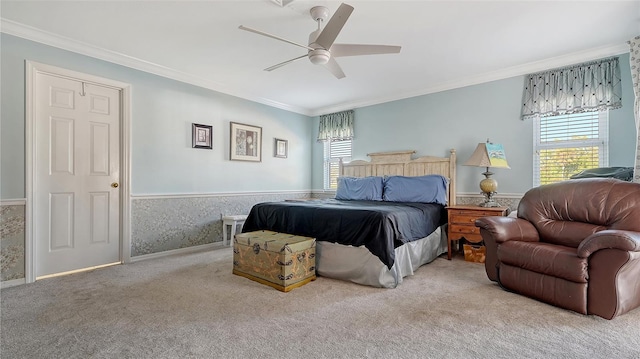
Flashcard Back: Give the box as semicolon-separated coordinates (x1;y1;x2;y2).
25;61;132;283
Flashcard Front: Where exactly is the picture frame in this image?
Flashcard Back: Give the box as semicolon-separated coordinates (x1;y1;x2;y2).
192;123;213;149
230;122;262;162
274;138;288;158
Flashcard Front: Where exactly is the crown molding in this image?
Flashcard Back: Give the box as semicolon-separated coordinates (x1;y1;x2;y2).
308;43;630;116
0;18;312;116
3;18;629;118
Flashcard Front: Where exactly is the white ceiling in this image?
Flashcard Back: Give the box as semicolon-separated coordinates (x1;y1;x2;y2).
2;1;639;116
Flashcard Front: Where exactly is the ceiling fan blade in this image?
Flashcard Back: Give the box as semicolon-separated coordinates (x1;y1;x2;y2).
324;57;346;79
314;3;354;50
264;54;308;72
330;44;401;57
239;25;314;51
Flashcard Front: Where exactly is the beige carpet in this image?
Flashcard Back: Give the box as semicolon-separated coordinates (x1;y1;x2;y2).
2;248;640;359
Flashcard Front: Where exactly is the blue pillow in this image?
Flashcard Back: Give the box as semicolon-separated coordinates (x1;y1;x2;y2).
336;176;384;201
383;175;448;205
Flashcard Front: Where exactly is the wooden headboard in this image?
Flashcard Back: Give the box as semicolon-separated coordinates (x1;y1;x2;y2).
339;149;457;205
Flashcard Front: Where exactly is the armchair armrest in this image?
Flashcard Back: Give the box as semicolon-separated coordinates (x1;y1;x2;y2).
577;230;640;258
474;217;540;244
475;216;539;283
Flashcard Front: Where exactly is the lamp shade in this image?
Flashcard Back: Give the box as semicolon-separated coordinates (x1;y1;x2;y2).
463;142;510;169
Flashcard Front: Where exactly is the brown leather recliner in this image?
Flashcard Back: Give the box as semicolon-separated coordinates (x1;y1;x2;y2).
475;178;640;319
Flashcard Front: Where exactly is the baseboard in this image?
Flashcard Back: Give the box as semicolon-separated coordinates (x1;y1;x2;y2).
0;244;226;286
129;242;225;263
1;278;26;288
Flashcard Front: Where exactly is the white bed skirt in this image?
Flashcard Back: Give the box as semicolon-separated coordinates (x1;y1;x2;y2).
315;226;447;288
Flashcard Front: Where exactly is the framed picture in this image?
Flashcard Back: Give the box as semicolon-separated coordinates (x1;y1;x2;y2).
230;122;262;162
192;123;213;149
274;138;288;158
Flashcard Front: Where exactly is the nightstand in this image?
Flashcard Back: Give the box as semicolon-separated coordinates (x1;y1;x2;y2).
446;205;509;260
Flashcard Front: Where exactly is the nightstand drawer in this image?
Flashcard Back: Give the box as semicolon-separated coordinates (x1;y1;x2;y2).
450;214;485;225
449;224;480;235
448;209;504;217
449;224;482;243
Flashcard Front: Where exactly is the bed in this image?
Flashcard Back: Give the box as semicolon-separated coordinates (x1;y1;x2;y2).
242;150;457;288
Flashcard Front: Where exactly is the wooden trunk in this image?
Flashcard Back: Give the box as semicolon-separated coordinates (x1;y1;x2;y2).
233;230;316;292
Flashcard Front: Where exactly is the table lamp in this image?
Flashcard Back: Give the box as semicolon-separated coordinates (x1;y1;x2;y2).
463;140;510;207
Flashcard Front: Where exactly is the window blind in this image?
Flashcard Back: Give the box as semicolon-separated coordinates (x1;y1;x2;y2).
324;139;352;189
533;111;608;186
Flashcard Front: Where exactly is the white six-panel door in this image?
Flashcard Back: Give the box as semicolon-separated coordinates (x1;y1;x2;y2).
34;72;121;277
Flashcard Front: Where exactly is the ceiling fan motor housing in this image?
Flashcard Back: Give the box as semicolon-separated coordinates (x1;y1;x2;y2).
307;28;330;65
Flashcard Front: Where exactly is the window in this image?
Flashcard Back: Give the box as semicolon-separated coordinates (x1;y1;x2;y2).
323;139;352;190
533;111;609;186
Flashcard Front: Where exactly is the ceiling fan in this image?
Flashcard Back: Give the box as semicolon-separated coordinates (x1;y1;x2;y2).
239;3;401;79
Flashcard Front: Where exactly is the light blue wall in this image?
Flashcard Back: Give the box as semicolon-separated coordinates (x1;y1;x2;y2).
2;33;635;199
312;53;637;194
609;53;637;167
0;34;313;199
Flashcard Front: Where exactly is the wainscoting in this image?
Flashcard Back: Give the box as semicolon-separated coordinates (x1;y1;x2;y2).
454;193;522;213
1;191;520;286
0;192;310;285
0;201;26;283
130;191;310;257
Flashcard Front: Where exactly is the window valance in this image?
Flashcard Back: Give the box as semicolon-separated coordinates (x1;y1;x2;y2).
317;110;354;142
521;57;622;120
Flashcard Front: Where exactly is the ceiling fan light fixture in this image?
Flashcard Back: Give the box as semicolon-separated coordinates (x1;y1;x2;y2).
308;49;330;65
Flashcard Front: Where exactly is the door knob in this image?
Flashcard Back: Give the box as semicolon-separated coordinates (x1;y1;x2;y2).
111;182;119;188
